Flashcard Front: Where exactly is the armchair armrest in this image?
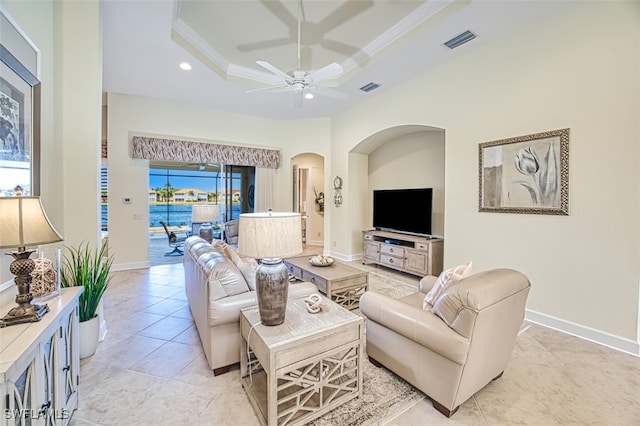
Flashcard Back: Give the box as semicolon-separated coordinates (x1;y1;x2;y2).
419;275;438;294
360;291;469;365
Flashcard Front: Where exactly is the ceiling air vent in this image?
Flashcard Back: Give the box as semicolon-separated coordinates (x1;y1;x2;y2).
444;30;477;49
360;82;381;93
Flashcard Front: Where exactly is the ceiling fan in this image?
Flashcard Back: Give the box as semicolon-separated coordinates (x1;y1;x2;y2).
249;0;345;105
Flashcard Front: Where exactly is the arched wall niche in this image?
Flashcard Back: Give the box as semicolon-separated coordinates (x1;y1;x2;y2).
291;152;325;246
347;124;446;255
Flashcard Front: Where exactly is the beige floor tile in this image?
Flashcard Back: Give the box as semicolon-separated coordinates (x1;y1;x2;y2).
142;297;187;315
172;324;202;346
75;365;168;426
136;315;193;340
105;310;165;335
144;283;185;298
129;341;203;378
89;334;167;368
169;304;193;319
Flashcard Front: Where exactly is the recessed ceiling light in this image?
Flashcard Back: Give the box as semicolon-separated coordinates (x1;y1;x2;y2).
179;62;192;71
304;93;314;100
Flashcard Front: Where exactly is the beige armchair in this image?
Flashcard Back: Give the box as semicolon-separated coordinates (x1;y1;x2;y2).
359;268;530;417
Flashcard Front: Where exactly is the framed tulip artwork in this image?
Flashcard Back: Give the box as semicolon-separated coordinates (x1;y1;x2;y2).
479;128;569;215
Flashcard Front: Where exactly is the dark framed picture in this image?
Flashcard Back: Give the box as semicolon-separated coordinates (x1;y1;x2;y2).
0;9;40;196
479;128;569;215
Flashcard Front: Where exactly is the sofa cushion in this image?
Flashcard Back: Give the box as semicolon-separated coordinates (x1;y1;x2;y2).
423;261;472;310
198;251;250;300
188;238;218;259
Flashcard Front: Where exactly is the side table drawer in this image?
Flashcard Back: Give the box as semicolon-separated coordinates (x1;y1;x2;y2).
286;263;303;279
302;270;328;293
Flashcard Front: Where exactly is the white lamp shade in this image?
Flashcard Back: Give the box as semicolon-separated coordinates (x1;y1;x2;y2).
191;204;219;223
237;212;302;259
0;197;63;249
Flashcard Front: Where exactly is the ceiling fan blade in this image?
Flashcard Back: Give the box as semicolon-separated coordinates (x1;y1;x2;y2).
237;37;291;52
256;61;291;80
306;62;343;83
245;83;289;94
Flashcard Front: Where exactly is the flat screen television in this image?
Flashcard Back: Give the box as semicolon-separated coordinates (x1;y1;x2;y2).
373;188;432;236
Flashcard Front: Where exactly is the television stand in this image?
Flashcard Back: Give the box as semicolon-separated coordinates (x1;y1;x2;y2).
362;230;443;277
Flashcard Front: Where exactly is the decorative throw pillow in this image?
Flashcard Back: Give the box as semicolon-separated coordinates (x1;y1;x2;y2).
215;241;259;291
214;240;233;259
235;257;259;291
422;261;472;310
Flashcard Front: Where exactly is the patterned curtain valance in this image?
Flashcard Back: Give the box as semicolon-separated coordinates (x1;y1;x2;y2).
131;136;281;169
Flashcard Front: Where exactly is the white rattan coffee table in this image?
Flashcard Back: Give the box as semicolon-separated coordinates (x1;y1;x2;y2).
240;295;364;426
283;256;368;310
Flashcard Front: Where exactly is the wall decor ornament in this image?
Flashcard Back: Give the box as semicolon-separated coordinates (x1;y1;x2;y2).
333;175;343;207
479;128;569;215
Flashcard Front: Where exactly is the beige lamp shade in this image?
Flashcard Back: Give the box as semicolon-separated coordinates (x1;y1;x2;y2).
0;197;64;249
238;212;302;259
191;204;219;223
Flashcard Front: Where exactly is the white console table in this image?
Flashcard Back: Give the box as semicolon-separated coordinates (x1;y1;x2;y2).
0;287;82;426
363;230;443;277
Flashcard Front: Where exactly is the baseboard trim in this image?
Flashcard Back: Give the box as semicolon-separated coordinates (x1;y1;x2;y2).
112;261;150;271
525;309;639;357
330;251;361;262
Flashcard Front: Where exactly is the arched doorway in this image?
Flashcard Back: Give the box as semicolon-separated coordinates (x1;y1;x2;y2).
291;153;324;246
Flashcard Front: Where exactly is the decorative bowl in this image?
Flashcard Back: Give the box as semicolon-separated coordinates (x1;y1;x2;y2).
309;255;334;267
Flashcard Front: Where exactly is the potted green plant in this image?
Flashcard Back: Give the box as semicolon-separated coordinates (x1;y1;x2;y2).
60;241;113;358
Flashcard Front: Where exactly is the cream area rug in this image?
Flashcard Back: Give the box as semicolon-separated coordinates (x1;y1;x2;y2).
310;270;425;426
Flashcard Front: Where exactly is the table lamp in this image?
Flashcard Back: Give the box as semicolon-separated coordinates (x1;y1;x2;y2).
191;204;219;243
0;196;63;327
238;211;302;325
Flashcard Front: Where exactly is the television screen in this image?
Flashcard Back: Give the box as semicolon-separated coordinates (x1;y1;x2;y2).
373;188;432;236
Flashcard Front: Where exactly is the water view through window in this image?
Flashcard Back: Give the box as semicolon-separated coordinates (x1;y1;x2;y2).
100;163;254;233
148;164;251;230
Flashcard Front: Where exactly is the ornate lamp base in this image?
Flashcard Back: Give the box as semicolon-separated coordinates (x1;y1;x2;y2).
255;258;289;326
0;303;50;327
0;248;50;328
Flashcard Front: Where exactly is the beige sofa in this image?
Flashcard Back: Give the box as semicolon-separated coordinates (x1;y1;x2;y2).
359;268;530;417
184;236;317;375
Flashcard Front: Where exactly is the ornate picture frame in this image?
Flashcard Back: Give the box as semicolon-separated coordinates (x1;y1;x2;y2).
479;128;569;215
0;8;41;196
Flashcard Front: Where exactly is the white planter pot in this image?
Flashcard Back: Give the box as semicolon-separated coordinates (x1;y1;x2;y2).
79;315;100;359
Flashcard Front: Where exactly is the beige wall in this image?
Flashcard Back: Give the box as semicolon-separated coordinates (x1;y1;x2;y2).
0;1;101;288
106;93;330;269
367;130;445;238
332;2;640;343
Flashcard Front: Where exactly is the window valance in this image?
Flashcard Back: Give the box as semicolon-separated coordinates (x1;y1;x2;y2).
131;136;281;169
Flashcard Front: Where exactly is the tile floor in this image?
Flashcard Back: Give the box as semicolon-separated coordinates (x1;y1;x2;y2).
71;258;640;425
